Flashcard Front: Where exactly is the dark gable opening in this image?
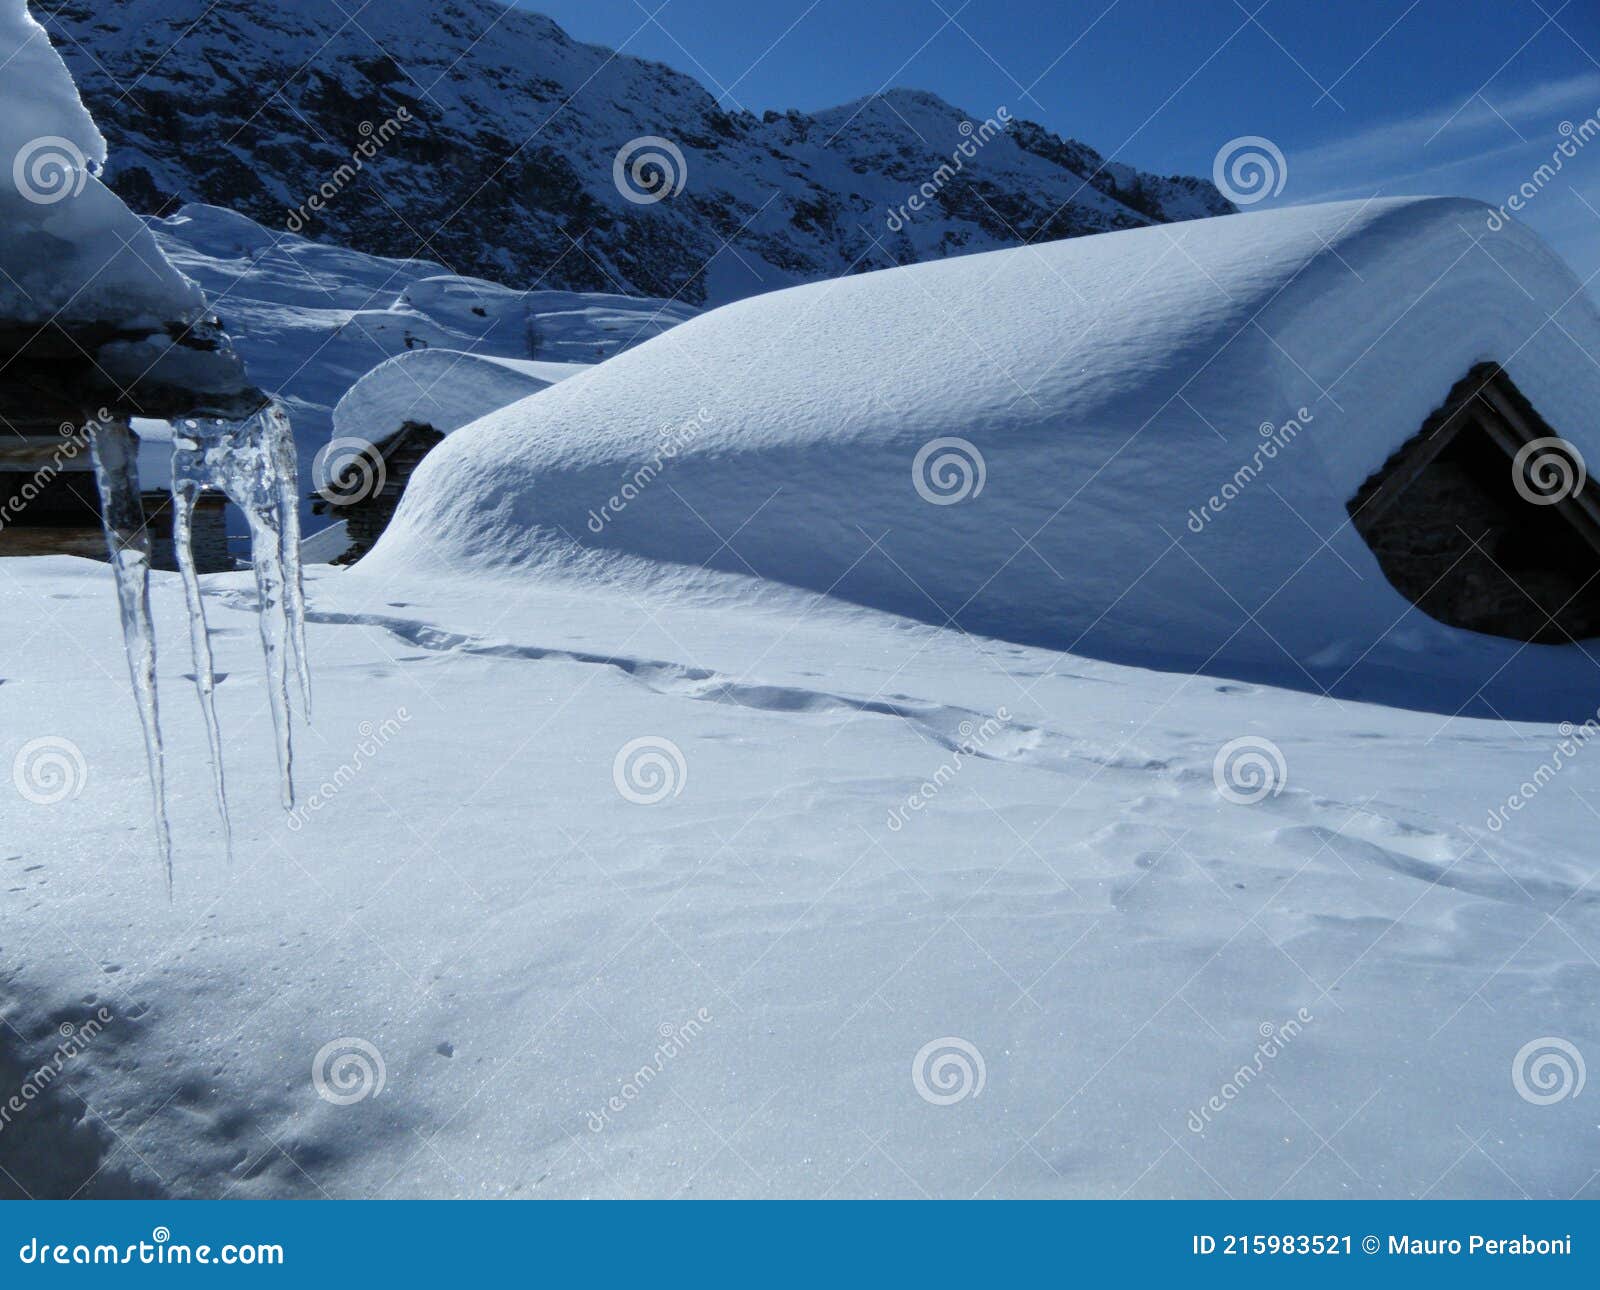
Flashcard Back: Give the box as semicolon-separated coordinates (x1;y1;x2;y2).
1347;362;1600;644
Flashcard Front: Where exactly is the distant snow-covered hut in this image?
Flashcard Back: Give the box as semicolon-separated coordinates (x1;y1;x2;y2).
309;348;577;561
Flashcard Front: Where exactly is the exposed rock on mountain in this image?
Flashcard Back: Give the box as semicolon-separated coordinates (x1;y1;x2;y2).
44;0;1233;304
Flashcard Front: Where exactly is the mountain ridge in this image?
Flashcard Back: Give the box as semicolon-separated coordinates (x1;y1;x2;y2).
42;0;1233;304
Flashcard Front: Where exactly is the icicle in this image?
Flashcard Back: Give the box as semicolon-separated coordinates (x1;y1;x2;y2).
170;475;232;858
90;398;310;874
87;416;173;884
170;399;310;815
245;503;296;808
266;402;312;722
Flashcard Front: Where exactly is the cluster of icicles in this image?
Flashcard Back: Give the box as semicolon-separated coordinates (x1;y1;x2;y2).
87;401;310;884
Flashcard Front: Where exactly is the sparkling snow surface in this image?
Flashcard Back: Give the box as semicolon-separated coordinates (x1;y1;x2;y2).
0;555;1595;1199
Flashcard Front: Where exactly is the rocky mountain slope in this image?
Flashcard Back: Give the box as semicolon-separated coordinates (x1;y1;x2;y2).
42;0;1232;304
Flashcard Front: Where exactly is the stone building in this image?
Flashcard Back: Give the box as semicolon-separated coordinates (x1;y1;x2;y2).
1347;362;1600;643
311;419;445;564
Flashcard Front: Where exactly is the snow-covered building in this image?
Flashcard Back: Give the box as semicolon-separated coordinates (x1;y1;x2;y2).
367;197;1600;718
309;348;581;562
0;2;257;567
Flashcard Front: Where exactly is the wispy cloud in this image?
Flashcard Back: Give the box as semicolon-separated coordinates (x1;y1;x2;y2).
1290;71;1600;194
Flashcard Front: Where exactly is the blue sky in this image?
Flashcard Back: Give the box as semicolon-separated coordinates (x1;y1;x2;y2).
518;0;1600;283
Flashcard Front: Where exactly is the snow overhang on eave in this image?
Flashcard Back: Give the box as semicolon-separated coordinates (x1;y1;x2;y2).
0;315;267;427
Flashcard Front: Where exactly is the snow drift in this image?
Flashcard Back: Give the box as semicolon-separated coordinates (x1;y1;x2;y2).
365;198;1600;719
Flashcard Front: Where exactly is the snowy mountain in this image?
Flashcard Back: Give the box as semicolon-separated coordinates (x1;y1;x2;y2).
42;0;1233;304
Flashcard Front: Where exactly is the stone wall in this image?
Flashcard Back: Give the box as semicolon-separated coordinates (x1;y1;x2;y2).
1349;367;1600;644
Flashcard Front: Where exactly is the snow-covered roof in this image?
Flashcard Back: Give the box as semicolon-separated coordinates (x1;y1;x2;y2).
0;0;200;329
366;198;1600;715
331;348;580;450
0;2;253;412
300;518;350;564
